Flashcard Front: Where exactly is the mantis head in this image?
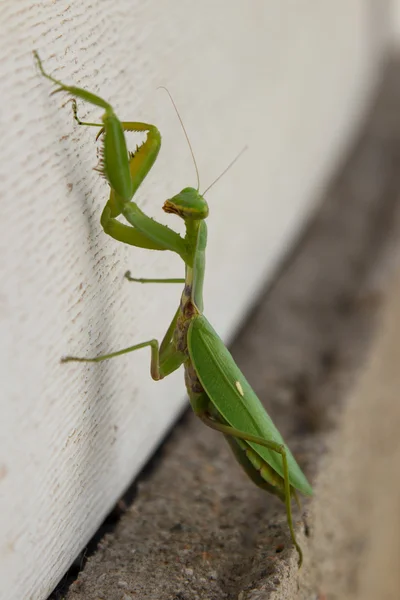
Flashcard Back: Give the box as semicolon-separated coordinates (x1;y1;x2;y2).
163;187;209;221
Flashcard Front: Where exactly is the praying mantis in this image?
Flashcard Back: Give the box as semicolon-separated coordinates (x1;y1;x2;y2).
34;51;312;566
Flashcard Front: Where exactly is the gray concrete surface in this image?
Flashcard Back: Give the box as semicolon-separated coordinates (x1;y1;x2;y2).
50;57;400;600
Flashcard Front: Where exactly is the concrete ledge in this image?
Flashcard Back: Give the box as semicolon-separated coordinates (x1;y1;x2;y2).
54;58;400;600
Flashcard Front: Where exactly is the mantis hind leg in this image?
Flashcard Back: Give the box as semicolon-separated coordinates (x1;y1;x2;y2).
197;411;303;567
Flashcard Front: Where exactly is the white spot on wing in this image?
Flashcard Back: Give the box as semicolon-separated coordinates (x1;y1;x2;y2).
235;381;244;396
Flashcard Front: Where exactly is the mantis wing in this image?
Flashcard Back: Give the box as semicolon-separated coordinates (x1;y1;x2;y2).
188;315;312;496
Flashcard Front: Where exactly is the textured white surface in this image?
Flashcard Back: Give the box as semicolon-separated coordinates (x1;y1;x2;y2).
0;1;388;598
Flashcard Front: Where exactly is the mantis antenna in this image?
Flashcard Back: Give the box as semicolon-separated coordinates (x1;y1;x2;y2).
202;146;248;196
159;86;246;198
158;86;201;192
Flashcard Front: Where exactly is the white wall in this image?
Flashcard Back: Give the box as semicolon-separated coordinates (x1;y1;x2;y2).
0;1;389;598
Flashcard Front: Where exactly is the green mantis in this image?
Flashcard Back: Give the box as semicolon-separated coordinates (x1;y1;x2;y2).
34;51;312;566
